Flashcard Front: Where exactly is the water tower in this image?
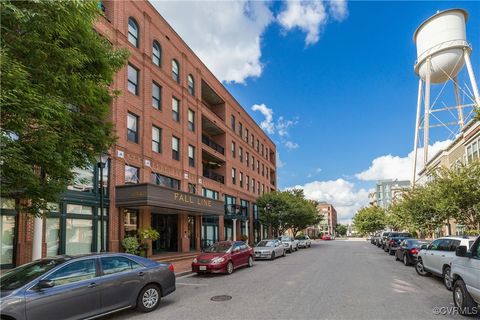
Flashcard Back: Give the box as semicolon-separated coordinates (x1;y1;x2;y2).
411;8;480;185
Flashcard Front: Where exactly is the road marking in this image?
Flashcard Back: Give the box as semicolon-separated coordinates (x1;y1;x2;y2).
177;282;209;287
176;273;196;280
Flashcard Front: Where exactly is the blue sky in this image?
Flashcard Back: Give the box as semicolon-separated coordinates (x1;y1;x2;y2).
153;1;480;222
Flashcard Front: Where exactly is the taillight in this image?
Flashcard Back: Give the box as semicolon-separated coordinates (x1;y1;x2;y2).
410;248;418;255
389;240;394;245
169;264;175;273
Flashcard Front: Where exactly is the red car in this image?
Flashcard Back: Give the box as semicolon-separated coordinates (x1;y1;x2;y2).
192;241;254;275
322;235;332;240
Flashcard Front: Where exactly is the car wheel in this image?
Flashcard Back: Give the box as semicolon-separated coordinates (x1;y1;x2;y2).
395;252;400;261
295;246;298;251
415;259;430;277
453;279;478;316
288;246;292;253
248;256;254;267
403;254;409;266
282;249;286;257
270;251;276;260
226;261;234;274
136;284;161;313
443;266;453;291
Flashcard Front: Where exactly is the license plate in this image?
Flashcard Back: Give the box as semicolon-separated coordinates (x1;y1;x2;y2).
199;265;207;271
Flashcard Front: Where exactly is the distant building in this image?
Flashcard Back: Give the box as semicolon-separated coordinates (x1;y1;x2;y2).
317;203;337;236
375;179;410;209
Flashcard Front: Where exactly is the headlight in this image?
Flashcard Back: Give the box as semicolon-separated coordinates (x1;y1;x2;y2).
193;258;198;263
211;257;225;264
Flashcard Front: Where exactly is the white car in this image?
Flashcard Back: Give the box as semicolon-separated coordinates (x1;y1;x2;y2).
415;236;477;290
279;236;299;253
451;236;480;316
296;235;312;248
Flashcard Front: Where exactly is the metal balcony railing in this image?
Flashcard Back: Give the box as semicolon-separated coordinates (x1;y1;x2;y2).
202;135;225;155
225;204;248;221
203;169;225;184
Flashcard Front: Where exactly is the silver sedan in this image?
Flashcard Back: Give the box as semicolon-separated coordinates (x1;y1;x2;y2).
254;239;286;260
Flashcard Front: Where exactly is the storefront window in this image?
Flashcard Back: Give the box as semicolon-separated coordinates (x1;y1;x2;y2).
124;209;138;237
65;219;93;254
1;215;15;265
202;216;219;249
1;198;15;209
66;204;93;215
68;167;94;192
46;218;60;257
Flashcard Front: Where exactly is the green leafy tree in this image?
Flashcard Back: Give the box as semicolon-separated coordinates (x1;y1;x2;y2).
353;206;386;235
1;1;129;214
336;224;347;236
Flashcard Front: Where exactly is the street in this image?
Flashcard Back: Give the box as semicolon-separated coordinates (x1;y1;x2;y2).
108;240;462;320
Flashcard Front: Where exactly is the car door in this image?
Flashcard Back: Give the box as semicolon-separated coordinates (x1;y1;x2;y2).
423;239;441;273
239;243;250;265
231;242;243;267
275;240;283;255
398;240;406;259
25;258;101;320
430;239;451;274
467;241;480;302
97;256;145;313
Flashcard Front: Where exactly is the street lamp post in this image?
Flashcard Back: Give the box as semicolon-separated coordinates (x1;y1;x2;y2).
97;153;109;252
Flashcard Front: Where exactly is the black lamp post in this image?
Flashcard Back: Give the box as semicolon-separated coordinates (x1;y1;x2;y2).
97;153;109;252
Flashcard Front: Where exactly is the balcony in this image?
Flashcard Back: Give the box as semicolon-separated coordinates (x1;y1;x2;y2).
203;169;224;184
202;135;224;155
225;204;248;221
201;80;225;120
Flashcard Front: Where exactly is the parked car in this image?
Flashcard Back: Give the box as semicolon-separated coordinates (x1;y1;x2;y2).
254;239;286;260
321;234;332;240
379;231;391;248
296;235;312;248
451;236;480;316
385;233;413;254
415;236;476;290
192;241;254;275
278;236;299;253
0;253;175;320
395;239;430;266
371;232;381;245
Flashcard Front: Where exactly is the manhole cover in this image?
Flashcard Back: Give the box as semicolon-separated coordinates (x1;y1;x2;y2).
210;295;232;302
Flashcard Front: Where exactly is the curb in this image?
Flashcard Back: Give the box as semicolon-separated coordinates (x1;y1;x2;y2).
175;270;194;278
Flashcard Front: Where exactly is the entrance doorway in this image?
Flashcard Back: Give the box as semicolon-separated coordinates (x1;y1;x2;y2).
151;214;178;253
188;215;196;251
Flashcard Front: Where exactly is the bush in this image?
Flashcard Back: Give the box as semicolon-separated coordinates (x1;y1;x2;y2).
122;236;139;255
138;228;160;241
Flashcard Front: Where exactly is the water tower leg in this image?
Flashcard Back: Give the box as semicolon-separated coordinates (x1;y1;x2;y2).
412;79;423;187
423;58;432;166
453;76;464;128
464;50;480;108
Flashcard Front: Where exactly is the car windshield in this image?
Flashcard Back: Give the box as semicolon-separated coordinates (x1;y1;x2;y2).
0;259;64;291
257;241;275;247
411;240;429;247
280;237;291;241
296;236;306;240
205;243;232;253
399;233;412;237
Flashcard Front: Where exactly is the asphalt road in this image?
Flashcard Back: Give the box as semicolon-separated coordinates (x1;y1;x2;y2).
107;240;468;320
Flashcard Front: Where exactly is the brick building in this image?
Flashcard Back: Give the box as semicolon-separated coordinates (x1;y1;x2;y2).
1;0;276;269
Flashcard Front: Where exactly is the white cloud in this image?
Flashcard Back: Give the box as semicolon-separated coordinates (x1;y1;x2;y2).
315;167;322;173
328;0;349;21
276;152;285;168
284;141;299;149
150;1;273;84
277;0;327;45
355;140;453;181
276;116;298;137
251;104;275;134
289;179;370;224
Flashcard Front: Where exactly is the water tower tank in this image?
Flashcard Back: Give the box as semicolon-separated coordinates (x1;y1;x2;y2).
414;9;470;84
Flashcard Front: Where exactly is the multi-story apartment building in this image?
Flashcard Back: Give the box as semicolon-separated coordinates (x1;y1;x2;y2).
374;179;410;209
316;202;337;236
1;0;276;269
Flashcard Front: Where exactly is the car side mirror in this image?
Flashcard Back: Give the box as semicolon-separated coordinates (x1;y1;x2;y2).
36;279;55;290
420;244;427;250
456;245;468;257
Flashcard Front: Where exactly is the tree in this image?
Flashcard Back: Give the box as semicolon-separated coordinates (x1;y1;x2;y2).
336;224;347;236
353;206;386;235
1;1;129;214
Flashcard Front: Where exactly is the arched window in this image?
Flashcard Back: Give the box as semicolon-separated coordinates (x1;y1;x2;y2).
172;59;180;83
187;74;195;96
152;41;161;66
128;18;139;48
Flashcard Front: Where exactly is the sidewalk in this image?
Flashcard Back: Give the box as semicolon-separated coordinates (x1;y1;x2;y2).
151;251;198;277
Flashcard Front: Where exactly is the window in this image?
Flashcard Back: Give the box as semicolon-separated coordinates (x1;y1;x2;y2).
257;160;260;174
65;219;93;254
262;164;264;176
262;184;265;195
152;126;161;153
151;172;180;190
257;181;260;195
101;256;141;275
152;82;161;109
238;122;243;137
252;156;255;170
172;59;180;83
172;136;180;160
127;64;139;95
188;145;195;167
261;144;264;156
244;128;249;143
188;183;196;194
231;115;235;131
239;172;243;188
266;148;269;160
246;175;249;190
172;97;180;122
48;259;96;286
128;18;139;47
187;74;195;96
127;112;138;143
239;147;243;163
125;165;139;184
124;209;138;237
250;134;254;148
232;168;236;185
231;141;236;158
246;152;249;166
188;109;195;131
152;41;161;66
252;178;255;193
256;139;259;152
202;188;219;200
